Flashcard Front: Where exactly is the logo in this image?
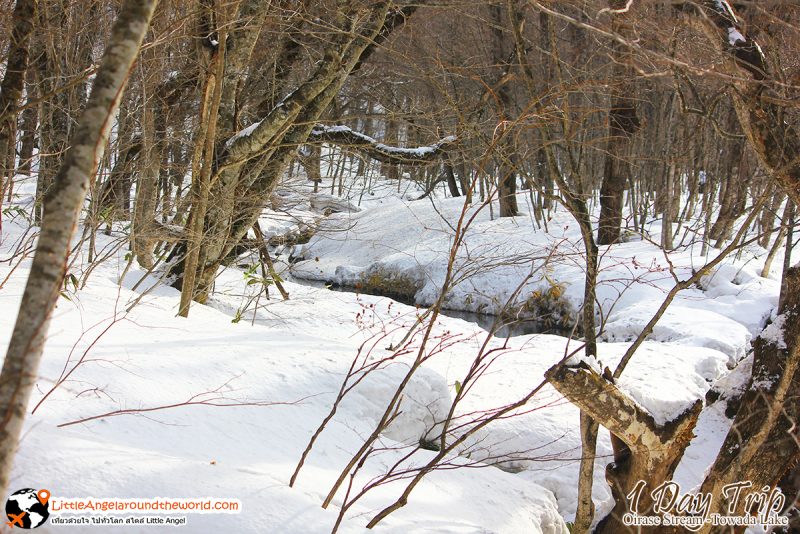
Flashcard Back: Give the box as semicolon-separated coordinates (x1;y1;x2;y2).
623;480;789;531
5;489;50;529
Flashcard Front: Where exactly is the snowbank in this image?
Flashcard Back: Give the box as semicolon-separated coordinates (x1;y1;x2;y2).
292;192;778;361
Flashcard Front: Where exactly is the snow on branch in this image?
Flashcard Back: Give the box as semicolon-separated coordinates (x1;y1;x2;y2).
308;125;457;166
545;360;701;460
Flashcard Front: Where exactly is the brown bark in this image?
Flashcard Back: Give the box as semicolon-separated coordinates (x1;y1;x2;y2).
759;189;785;249
0;0;156;497
298;144;322;188
131;96;161;268
709;136;747;245
443;159;461;197
597;0;640;245
252;221;289;300
546;362;702;534
489;4;518;218
692;267;800;534
497;148;519;218
99;113;140;218
16;69;39;177
0;0;37;219
178;16;226;318
381;118;400;181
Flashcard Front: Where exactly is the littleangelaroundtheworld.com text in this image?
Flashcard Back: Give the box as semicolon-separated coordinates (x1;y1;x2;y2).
50;497;241;514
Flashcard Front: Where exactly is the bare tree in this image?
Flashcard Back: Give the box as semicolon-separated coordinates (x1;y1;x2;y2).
597;0;640;245
0;0;37;219
0;0;157;497
541;1;800;531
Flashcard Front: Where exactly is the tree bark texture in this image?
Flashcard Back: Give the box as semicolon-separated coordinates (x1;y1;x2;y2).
0;0;157;497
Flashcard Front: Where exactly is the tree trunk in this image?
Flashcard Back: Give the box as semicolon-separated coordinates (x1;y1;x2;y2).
0;0;37;224
16;69;39;177
760;199;791;278
489;4;519;218
99;100;140;218
381;118;400;181
547;362;702;534
709;137;746;244
690;266;800;534
0;0;156;498
497;149;519;217
176;3;407;302
597;0;640;245
298;144;322;187
443;159;461;197
131;77;168;269
178;14;227;318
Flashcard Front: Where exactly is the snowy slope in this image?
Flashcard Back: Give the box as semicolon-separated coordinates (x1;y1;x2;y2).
293;192;778;362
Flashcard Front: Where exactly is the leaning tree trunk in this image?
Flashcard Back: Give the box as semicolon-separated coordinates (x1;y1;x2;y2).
0;0;157;497
178;3;416;303
547;363;702;534
597;0;640;245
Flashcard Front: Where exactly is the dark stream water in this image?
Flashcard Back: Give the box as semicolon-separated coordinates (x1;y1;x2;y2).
294;277;573;338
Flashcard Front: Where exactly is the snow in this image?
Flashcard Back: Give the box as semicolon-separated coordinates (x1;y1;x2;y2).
225;120;262;148
283;185;781;525
0;217;570;533
601;302;751;364
0;170;784;532
761;313;787;350
565;353;603;374
292;192;778;363
606;343;728;426
728;27;746;45
709;0;746;45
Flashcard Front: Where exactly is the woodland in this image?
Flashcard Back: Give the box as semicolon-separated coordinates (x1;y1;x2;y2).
0;0;799;533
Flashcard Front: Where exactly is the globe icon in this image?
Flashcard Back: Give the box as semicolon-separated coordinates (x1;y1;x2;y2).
5;489;50;529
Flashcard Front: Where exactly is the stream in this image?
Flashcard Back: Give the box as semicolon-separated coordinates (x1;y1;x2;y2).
292;277;574;338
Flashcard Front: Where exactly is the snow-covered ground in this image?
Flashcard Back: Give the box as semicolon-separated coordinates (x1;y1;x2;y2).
0;173;781;532
292;189;778;363
1;219;568;533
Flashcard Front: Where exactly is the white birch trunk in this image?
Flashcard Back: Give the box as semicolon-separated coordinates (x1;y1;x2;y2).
0;0;158;496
